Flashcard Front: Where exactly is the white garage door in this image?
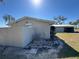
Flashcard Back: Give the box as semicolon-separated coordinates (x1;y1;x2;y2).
23;24;34;46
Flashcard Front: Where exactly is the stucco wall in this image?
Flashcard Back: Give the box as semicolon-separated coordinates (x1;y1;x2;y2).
12;19;50;39
0;27;25;47
30;20;50;39
0;19;51;47
6;27;25;47
0;28;8;45
10;20;34;47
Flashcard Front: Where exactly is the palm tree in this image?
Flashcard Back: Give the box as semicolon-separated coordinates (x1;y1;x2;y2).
3;15;15;25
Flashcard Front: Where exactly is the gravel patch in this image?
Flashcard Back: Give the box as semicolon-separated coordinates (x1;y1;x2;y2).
0;38;64;59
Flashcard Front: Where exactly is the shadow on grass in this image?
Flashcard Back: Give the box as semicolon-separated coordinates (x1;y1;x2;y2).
55;36;79;58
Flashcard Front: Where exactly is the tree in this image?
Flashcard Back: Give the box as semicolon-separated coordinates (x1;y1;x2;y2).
69;19;79;25
0;0;4;4
69;19;79;28
69;21;73;25
54;16;67;24
76;19;79;23
3;15;15;25
0;0;3;2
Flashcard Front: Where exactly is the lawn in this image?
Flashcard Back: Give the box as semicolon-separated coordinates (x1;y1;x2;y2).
56;33;79;59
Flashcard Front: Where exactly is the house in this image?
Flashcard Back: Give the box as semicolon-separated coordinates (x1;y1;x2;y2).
51;25;74;33
0;16;55;47
75;24;79;29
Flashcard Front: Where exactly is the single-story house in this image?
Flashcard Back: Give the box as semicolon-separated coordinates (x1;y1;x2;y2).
74;24;79;29
51;25;74;33
0;16;55;47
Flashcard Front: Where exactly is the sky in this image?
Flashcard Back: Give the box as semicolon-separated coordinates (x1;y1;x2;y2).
0;0;79;27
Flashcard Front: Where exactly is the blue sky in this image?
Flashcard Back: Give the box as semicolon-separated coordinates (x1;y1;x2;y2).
0;0;79;26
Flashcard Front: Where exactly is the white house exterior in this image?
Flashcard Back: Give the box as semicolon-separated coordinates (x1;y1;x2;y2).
0;16;54;47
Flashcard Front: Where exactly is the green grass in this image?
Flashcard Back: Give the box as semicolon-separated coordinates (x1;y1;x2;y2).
56;33;79;59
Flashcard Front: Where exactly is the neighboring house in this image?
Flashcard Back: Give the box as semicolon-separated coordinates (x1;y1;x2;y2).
0;16;55;47
75;24;79;29
51;25;74;33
